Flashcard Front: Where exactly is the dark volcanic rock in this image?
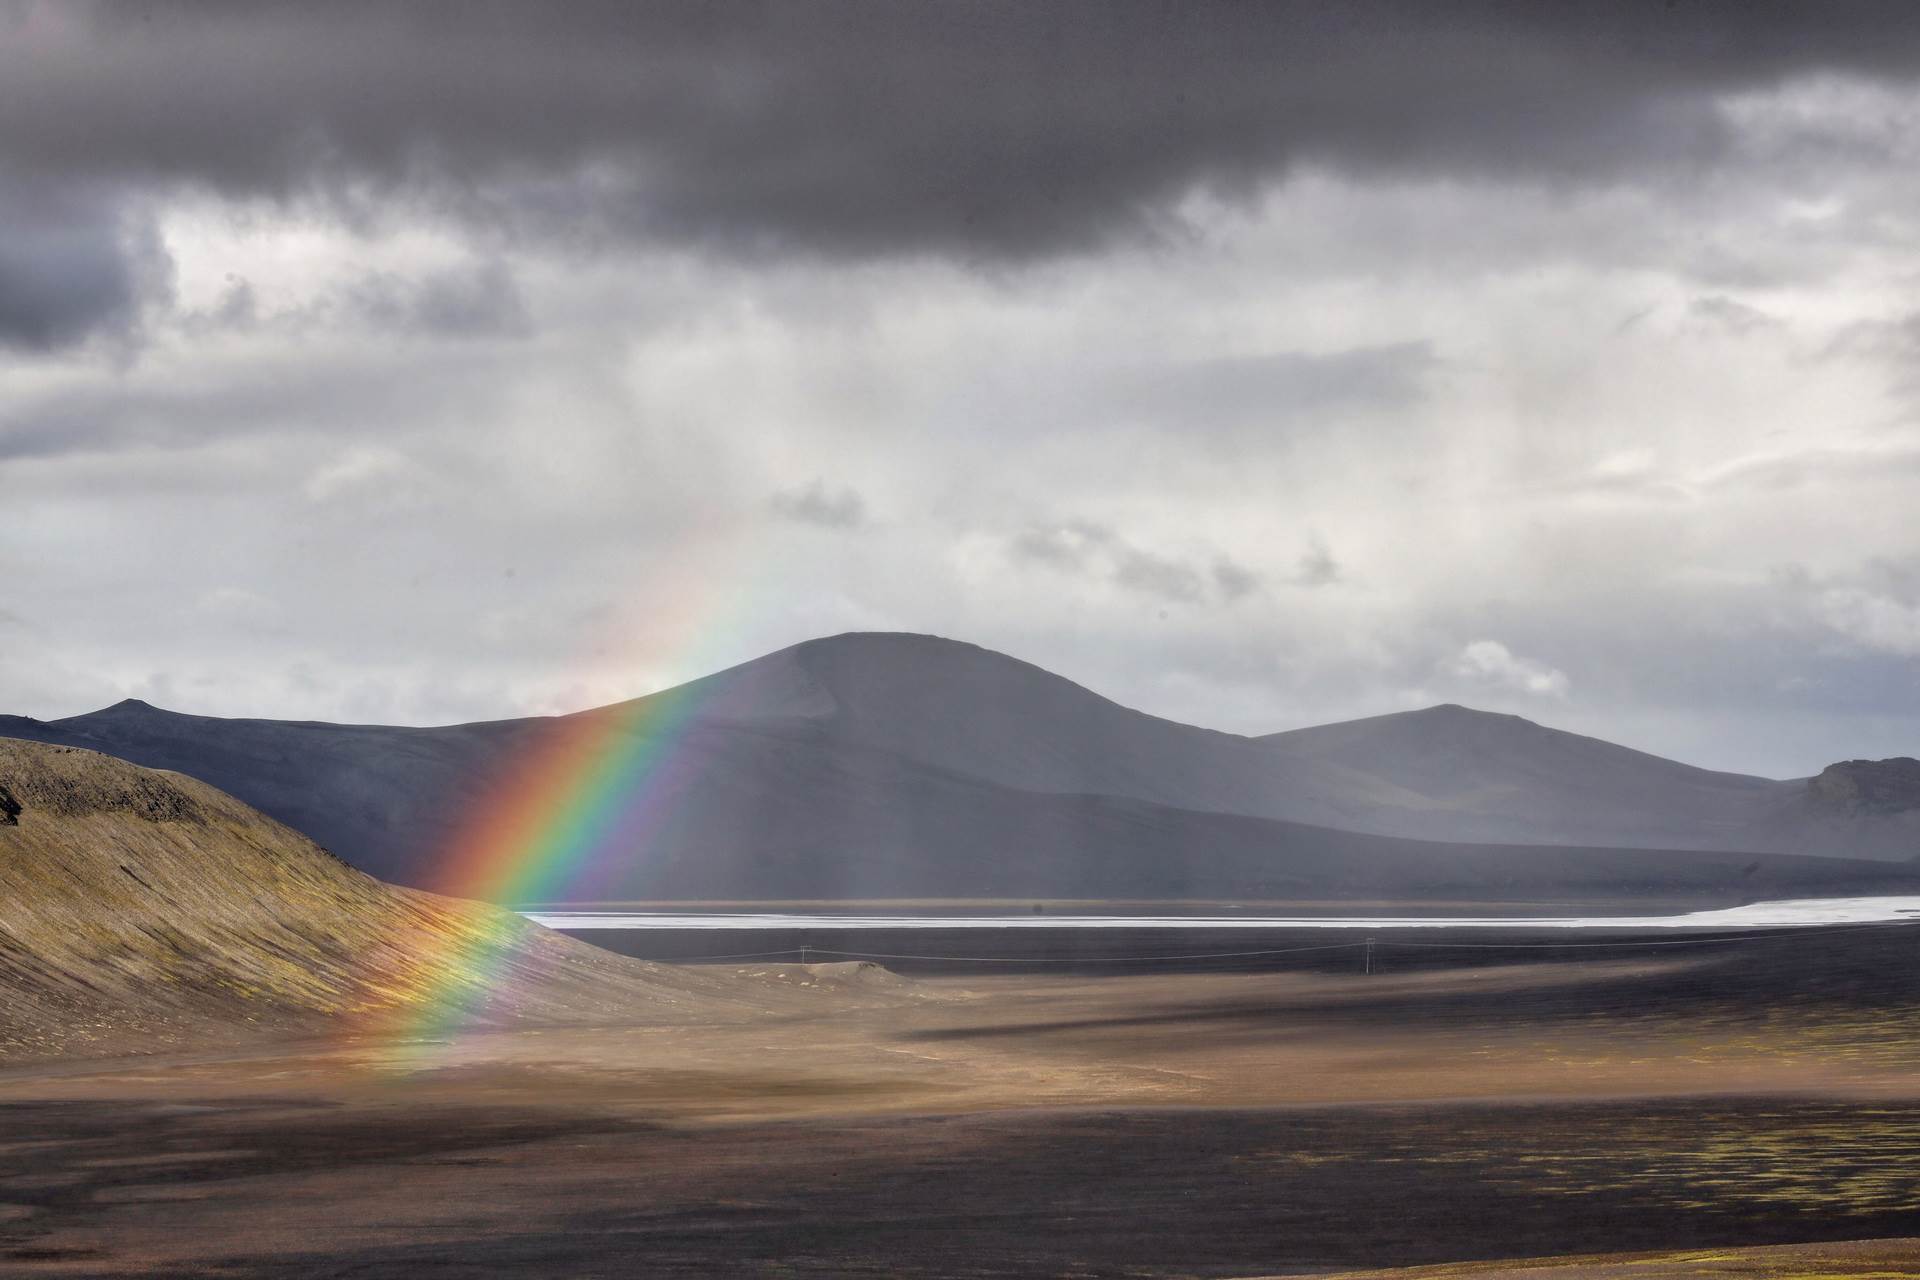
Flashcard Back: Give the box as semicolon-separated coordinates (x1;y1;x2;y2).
1810;758;1920;816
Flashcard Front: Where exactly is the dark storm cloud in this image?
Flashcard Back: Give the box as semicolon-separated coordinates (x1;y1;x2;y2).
0;183;165;350
9;2;1920;263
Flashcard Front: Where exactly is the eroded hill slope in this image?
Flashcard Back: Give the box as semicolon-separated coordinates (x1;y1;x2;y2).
0;738;769;1062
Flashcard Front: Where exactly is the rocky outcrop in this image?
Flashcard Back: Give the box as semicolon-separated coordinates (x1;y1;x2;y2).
1809;758;1920;816
0;744;206;822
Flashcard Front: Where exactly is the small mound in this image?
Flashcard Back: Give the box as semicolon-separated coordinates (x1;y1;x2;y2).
806;960;912;988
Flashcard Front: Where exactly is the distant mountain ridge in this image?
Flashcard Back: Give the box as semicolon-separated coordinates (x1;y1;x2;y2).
3;632;1916;905
1265;703;1777;850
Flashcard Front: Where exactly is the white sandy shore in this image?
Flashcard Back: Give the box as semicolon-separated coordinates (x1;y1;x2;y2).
527;895;1920;932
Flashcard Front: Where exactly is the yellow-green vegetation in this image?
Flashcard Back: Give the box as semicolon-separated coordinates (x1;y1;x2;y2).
1300;1236;1920;1280
1509;1108;1920;1216
1236;1103;1920;1221
0;738;764;1062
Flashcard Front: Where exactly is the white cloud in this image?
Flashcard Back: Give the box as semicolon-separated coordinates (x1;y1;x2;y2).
1812;587;1920;656
1445;640;1572;699
303;446;423;505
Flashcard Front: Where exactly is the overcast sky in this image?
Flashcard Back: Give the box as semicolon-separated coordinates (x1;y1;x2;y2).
5;1;1920;777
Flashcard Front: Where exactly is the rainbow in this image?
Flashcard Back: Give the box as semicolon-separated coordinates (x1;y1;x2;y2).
440;683;711;907
386;675;718;1041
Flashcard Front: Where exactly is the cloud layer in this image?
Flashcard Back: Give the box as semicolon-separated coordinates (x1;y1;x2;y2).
10;3;1920;262
4;3;1920;777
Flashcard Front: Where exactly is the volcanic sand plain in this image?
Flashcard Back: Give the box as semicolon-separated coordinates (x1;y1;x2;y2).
6;925;1920;1277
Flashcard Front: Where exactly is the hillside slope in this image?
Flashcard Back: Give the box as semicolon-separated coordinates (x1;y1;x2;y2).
0;698;543;901
0;739;772;1062
347;719;1919;905
1266;704;1920;858
1264;703;1780;848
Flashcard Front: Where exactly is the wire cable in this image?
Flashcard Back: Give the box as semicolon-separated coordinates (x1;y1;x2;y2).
1377;919;1920;950
667;918;1919;965
732;941;1369;964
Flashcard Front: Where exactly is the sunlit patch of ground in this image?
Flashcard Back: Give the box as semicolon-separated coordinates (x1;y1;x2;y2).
1279;1237;1920;1280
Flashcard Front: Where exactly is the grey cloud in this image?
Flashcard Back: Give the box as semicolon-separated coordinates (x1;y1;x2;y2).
1828;312;1920;361
10;4;1920;263
1823;312;1920;403
176;263;531;340
1292;538;1342;588
769;480;866;530
1686;295;1780;337
1527;459;1697;505
1118;343;1436;431
1011;521;1253;605
1703;446;1920;493
0;345;512;464
186;278;259;332
343;261;530;339
1772;556;1920;659
1008;521;1107;572
1212;557;1260;600
1112;547;1206;604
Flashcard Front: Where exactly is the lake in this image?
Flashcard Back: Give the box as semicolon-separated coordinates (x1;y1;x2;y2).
524;895;1920;972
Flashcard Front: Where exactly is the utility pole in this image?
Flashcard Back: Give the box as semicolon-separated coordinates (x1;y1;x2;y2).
1364;936;1375;975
